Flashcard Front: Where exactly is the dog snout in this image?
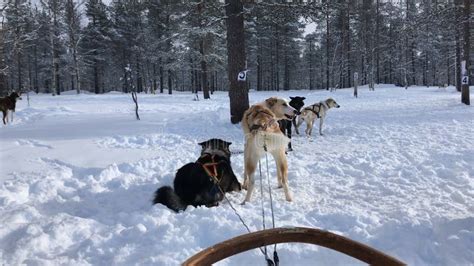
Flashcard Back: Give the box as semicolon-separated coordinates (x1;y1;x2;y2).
336;104;340;108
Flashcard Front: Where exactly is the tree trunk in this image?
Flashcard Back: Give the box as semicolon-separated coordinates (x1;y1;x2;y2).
461;0;470;105
225;0;248;124
200;39;210;99
34;44;38;93
159;62;164;93
326;4;330;90
275;24;280;91
168;69;172;94
94;56;99;94
152;63;156;94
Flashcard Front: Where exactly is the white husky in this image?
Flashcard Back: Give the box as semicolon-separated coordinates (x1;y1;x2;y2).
295;98;340;136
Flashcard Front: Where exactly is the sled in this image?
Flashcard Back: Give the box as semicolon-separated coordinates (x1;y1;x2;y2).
183;227;405;266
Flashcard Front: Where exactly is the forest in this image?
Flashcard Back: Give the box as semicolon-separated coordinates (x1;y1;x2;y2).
0;0;472;97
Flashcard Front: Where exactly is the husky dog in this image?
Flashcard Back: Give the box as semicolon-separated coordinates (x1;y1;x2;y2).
241;97;297;203
153;139;241;212
0;92;22;125
296;98;340;136
278;96;306;151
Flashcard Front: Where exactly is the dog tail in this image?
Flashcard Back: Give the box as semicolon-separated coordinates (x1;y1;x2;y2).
153;186;187;213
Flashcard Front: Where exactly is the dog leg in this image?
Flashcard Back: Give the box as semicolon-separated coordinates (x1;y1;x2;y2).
10;111;13;122
242;159;257;204
306;120;313;136
2;110;6;125
274;149;292;201
295;117;302;135
286;120;292;151
319;117;324;136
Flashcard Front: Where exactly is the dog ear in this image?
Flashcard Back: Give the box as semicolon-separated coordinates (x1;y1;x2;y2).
290;97;295;100
302;97;306;100
265;97;277;107
224;141;232;146
198;141;207;147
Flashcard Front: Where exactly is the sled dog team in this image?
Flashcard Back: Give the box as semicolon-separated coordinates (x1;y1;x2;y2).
154;96;340;212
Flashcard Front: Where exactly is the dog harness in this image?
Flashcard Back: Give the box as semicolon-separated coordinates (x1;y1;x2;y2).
247;109;277;131
304;104;321;118
198;154;221;184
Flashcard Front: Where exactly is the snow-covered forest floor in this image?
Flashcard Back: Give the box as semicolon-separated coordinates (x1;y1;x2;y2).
0;85;473;265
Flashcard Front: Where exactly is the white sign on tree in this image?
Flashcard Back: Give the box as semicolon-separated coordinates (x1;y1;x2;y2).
237;70;248;81
461;61;469;85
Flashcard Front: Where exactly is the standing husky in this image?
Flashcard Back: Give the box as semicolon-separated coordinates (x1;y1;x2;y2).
241;97;297;203
278;96;305;151
296;98;340;136
153;139;241;212
0;92;22;125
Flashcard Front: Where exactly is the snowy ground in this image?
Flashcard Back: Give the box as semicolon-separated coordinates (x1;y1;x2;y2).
0;85;473;265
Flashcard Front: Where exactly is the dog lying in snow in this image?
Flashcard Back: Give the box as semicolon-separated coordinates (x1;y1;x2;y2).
153;139;241;212
278;96;305;151
295;98;340;136
241;97;297;203
0;91;22;125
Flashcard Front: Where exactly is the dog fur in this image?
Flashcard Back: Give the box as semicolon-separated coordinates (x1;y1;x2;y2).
278;96;305;151
0;92;22;125
296;98;340;136
153;138;241;212
241;97;297;203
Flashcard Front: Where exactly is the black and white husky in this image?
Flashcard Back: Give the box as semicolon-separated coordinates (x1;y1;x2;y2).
296;98;340;136
153;139;241;212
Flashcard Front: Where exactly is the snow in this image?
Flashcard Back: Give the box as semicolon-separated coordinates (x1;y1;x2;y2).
1;85;473;265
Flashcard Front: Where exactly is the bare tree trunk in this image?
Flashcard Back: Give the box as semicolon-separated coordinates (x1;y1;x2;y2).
225;0;248;124
0;28;6;94
168;69;172;95
152;63;156;94
200;39;210;99
326;3;330;90
159;61;164;93
275;24;280;91
375;0;380;84
461;0;470;105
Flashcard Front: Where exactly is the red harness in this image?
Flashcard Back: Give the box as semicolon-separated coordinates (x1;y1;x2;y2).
198;154;221;184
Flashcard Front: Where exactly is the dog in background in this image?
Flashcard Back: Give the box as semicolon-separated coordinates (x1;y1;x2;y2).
153;138;241;212
241;97;297;203
0;91;22;125
278;96;305;151
296;98;340;136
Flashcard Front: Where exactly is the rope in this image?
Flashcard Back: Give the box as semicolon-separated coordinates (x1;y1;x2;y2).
215;178;268;257
259;159;273;265
265;151;279;266
259;138;279;266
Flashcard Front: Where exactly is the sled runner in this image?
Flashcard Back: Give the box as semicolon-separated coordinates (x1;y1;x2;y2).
183;227;405;266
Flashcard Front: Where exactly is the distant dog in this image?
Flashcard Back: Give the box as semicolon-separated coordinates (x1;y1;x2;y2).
296;98;340;136
278;96;305;151
153;139;241;212
241;97;297;203
0;92;22;125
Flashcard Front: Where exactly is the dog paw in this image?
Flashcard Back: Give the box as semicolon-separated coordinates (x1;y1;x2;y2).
240;201;246;205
